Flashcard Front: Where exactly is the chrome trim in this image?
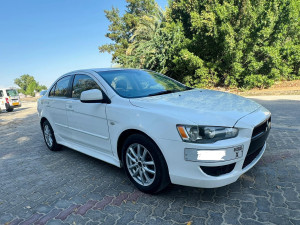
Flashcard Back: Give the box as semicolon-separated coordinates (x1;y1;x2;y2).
68;126;109;140
55;123;109;140
55;122;68;128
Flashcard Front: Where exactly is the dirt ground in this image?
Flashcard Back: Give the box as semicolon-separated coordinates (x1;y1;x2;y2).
213;80;300;96
0;101;37;126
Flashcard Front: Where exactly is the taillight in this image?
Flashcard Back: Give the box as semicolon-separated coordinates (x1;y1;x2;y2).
5;98;9;104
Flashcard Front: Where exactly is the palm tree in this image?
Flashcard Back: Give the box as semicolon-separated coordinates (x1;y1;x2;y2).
126;4;165;59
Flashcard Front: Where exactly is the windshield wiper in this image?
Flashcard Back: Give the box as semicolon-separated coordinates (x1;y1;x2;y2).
148;90;179;97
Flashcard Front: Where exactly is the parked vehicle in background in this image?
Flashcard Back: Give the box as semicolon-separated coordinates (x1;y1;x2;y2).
37;68;271;193
0;88;22;112
39;90;48;97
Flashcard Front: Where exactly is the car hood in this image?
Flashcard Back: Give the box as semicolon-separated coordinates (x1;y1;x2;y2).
129;89;262;127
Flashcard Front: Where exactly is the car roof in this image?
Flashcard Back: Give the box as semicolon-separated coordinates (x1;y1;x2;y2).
66;68;141;75
92;68;140;73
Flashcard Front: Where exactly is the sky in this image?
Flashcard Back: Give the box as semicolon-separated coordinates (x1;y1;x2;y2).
0;0;168;88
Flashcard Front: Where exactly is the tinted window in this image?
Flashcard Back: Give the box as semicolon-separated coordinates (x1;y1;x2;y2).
0;90;3;97
97;70;190;98
72;75;101;99
49;85;56;97
54;76;71;97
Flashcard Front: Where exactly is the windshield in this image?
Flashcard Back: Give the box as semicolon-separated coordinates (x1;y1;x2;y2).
97;70;190;98
6;89;18;97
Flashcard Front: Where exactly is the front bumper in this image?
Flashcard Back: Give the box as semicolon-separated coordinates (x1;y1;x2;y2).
156;109;271;188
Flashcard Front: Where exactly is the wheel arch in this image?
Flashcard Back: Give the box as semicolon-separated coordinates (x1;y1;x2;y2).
117;129;168;171
40;117;50;130
117;129;146;163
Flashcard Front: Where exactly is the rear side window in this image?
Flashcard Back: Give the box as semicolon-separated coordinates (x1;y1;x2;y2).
0;90;3;97
72;75;101;99
50;76;72;98
49;85;56;97
55;76;71;97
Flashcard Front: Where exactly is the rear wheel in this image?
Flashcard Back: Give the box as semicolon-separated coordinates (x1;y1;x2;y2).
122;134;170;194
42;120;61;151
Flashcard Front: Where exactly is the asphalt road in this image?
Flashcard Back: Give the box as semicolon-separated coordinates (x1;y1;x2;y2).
0;96;299;225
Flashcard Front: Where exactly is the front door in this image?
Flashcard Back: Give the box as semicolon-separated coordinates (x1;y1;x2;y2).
66;74;112;154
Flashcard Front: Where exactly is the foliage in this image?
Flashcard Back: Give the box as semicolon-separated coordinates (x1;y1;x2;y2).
14;74;47;96
99;0;158;65
244;74;275;89
100;0;300;89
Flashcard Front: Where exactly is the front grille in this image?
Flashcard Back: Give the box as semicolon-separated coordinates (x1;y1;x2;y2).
242;117;271;169
201;163;235;176
252;117;271;138
242;145;264;169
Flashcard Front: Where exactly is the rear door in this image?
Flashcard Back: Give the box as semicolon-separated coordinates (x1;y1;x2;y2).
66;74;112;154
46;75;72;141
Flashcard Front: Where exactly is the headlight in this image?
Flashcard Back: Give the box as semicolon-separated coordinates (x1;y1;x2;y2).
177;125;239;143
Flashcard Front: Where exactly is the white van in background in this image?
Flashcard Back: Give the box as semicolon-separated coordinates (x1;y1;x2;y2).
0;88;22;112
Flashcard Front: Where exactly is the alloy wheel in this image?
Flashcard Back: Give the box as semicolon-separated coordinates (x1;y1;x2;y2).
44;124;53;147
125;143;156;186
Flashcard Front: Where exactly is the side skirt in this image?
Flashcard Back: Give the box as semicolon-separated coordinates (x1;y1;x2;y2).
55;135;121;168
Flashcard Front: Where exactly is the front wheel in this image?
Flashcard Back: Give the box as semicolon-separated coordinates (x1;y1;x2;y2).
42;120;61;151
122;134;170;194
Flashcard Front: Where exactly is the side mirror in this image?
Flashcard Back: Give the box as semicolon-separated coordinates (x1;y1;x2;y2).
80;89;103;103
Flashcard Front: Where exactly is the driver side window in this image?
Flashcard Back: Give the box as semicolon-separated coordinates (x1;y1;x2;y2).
72;75;101;99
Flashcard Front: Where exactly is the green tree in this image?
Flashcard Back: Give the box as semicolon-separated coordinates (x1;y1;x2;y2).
26;81;38;96
99;0;158;66
14;75;47;96
126;8;186;75
14;74;35;93
167;0;300;88
100;0;186;76
125;5;165;68
100;0;300;89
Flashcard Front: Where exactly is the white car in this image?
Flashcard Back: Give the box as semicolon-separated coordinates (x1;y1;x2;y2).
0;88;22;112
37;69;271;193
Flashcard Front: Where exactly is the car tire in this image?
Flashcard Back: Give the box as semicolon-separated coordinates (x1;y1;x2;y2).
122;134;170;194
42;120;61;151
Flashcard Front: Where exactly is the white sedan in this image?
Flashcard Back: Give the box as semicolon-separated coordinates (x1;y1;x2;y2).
37;68;271;193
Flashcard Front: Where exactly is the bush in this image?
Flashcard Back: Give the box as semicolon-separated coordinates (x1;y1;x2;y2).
244;75;275;89
100;0;300;89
